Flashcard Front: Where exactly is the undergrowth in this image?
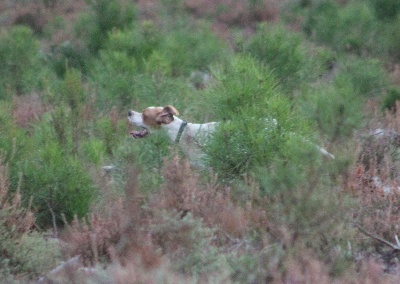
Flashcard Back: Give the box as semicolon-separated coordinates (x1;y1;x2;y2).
1;0;400;282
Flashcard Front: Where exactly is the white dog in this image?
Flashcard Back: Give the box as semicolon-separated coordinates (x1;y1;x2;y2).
128;105;217;164
128;105;334;163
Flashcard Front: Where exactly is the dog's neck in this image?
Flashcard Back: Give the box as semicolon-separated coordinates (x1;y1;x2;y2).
161;116;189;142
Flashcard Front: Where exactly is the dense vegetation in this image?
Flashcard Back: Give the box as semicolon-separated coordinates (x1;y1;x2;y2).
1;0;400;282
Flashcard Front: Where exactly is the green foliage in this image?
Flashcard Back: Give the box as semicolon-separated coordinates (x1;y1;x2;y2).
0;232;60;278
103;22;161;72
1;0;399;280
80;138;107;166
90;49;137;109
161;21;229;76
114;133;172;192
152;211;227;276
204;55;311;178
91;50;191;110
387;15;400;61
75;0;136;53
257;161;354;274
243;23;314;95
20;140;96;227
303;1;340;44
0;104;27;163
0;26;42;97
382;87;400;111
61;67;86;111
297;82;363;142
94;115;126;156
304;1;379;55
0;158;59;279
49;40;92;77
336;56;388;96
369;0;400;21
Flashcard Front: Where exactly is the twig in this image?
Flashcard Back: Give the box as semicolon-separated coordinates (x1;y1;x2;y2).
47;201;58;238
354;223;400;250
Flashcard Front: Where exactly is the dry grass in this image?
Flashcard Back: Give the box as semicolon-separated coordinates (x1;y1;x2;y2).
346;103;400;275
185;0;280;26
12;93;47;129
0;157;35;235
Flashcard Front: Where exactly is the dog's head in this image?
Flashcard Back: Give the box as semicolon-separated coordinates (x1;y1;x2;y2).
128;105;179;138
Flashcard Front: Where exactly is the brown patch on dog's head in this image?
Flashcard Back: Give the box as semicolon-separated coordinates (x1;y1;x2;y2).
142;105;179;128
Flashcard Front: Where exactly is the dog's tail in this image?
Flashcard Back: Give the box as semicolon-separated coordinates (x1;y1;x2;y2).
318;147;335;159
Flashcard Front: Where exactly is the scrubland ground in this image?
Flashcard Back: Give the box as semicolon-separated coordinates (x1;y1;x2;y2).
2;0;400;283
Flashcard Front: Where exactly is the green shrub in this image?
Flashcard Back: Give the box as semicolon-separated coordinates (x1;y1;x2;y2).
382;87;400;111
335;56;388;97
203;55;311;179
49;40;92;77
369;0;400;21
151;211;227;276
387;15;400;61
303;0;340;45
161;21;229;76
243;23;314;95
61;67;86;112
90;50;137;109
304;1;379;55
103;22;162;72
335;2;378;55
91;50;191;110
297;81;363;142
75;0;136;53
20;140;96;227
2;232;61;277
80;138;107;166
0;26;42;97
0;103;28;163
0;157;60;279
94;115;126;156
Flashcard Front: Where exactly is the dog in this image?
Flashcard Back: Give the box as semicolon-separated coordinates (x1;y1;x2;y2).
128;105;217;165
128;105;335;164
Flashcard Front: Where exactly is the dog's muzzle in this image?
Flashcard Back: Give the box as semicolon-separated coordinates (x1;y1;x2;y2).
128;110;150;138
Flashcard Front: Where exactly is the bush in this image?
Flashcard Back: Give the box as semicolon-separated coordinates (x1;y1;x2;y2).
243;23;315;96
336;56;388;97
0;157;60;279
20;140;96;227
161;21;229;76
304;1;380;56
49;40;92;77
203;55;312;179
387;15;400;61
75;0;136;53
297;82;363;143
90;49;138;109
0;26;42;97
369;0;400;21
91;50;192;110
151;211;226;276
303;0;340;45
382;87;400;111
103;22;162;72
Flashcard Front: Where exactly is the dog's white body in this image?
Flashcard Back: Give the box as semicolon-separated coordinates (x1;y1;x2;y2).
128;105;334;164
128;106;217;165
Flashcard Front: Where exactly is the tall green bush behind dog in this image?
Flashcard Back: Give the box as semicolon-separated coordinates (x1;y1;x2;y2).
243;24;317;97
203;55;313;180
0;26;51;98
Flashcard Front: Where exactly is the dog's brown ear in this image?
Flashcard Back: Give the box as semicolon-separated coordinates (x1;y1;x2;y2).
161;105;179;116
155;105;178;124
